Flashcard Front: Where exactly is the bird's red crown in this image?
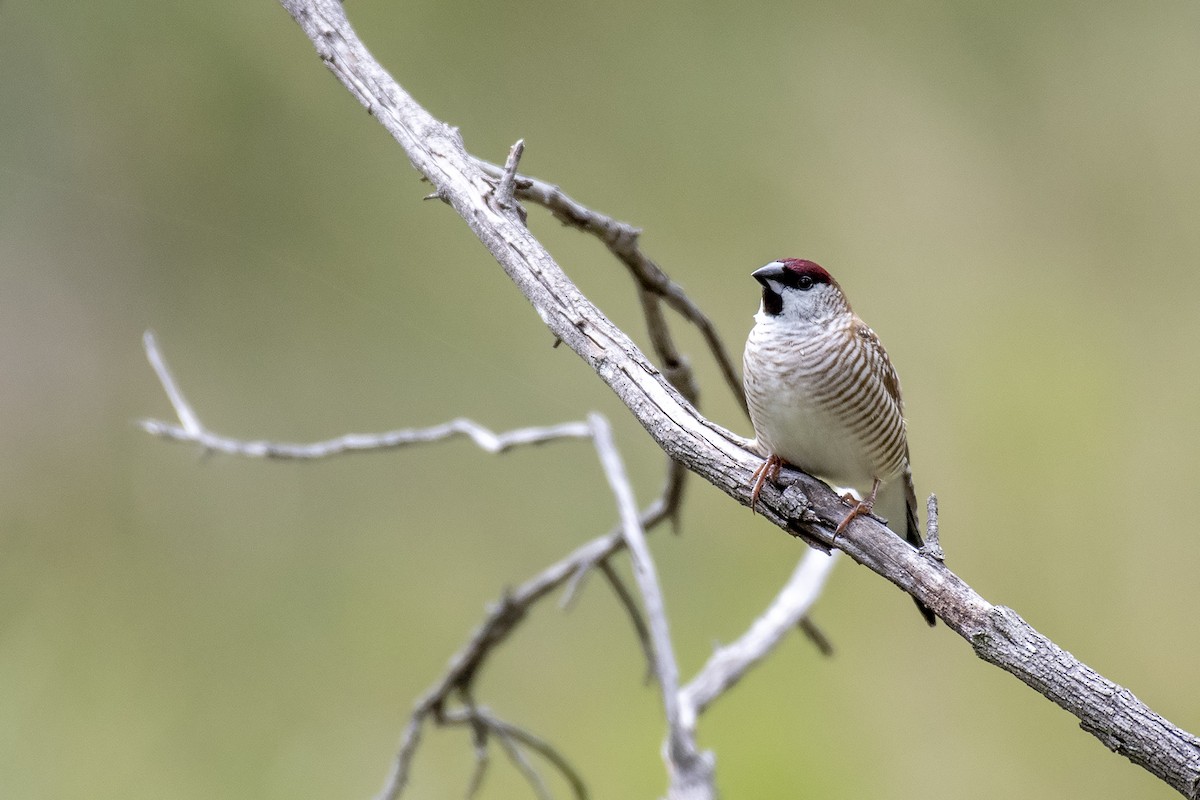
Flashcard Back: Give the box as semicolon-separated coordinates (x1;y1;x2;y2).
776;258;834;286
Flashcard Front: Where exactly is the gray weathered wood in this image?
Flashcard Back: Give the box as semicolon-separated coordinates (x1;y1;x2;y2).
277;1;1200;795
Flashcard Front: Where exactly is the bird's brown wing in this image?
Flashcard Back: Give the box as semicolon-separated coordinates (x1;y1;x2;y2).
858;321;936;626
856;322;904;414
851;320;909;483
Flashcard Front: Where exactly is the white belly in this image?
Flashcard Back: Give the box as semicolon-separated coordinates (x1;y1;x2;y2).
750;391;876;490
742;315;905;495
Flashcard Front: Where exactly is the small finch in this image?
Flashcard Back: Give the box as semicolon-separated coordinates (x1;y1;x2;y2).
742;258;935;626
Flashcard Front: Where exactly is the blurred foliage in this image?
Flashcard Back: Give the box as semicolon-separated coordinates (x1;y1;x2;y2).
2;0;1199;798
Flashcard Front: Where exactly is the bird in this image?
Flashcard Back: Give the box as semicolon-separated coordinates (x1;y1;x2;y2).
742;258;936;626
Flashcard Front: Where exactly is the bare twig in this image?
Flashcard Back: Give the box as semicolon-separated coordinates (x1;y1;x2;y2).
796;616;835;658
921;493;945;561
140;329;700;799
377;501;672;800
454;705;549;800
476;160;747;420
140;413;590;459
633;283;699;533
588;413;714;799
464;708;491;800
140;330;590;458
490;139;526;220
679;548;839;730
275;2;1200;795
487;721;552;800
143;331;203;436
596;559;655;685
492;153;721;536
140;333;665;798
442;707;587;800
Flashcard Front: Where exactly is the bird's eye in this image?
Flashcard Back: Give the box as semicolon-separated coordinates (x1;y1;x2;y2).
796;275;814;290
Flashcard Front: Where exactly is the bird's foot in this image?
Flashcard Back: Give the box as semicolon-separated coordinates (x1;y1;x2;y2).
832;477;882;541
749;454;786;514
833;497;874;537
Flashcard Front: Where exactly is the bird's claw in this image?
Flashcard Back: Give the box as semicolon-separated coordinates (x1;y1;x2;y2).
749;454;785;514
831;477;882;542
833;498;873;538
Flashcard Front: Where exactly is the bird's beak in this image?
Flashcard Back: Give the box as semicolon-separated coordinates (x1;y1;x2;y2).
752;262;786;286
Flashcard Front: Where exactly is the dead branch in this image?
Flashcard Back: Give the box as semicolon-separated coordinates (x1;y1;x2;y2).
142;327;837;798
588;413;713;799
272;1;1200;796
472;159;745;419
679;547;839;730
139;331;591;458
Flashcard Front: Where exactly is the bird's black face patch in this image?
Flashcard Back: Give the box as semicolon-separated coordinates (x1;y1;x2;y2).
753;259;833;316
761;284;784;315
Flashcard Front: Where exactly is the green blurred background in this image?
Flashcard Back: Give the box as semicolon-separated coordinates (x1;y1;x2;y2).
3;1;1199;797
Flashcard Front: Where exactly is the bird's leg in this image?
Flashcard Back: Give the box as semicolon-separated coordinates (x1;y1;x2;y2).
834;477;882;538
749;454;786;514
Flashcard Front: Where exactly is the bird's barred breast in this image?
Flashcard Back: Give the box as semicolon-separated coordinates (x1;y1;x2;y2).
744;318;908;490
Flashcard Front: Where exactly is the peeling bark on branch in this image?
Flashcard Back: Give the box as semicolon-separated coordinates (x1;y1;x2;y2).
276;1;1200;796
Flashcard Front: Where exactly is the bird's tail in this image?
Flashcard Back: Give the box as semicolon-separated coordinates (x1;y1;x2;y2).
903;470;937;627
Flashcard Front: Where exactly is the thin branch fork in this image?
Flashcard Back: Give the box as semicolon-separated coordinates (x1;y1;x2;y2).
440;706;586;800
380;503;672;800
473;159;745;418
139;331;591;458
274;2;1200;797
141;331;836;799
